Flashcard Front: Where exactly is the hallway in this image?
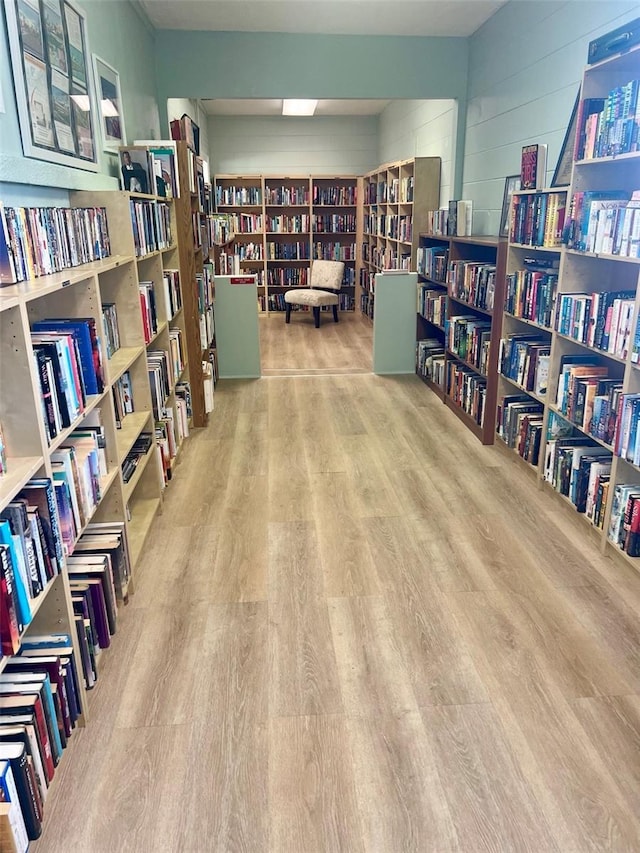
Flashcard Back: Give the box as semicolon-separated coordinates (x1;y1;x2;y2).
34;371;640;852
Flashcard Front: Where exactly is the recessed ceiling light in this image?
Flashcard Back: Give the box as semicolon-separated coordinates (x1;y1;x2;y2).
282;99;318;116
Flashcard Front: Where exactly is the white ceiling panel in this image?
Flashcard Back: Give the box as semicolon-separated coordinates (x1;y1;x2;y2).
202;99;392;116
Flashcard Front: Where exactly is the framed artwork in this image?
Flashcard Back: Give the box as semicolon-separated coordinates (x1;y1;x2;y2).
93;54;126;152
4;0;99;170
499;174;521;238
551;90;580;187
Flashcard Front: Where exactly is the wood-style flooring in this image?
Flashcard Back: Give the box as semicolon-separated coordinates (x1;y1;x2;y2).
259;310;373;375
33;316;640;852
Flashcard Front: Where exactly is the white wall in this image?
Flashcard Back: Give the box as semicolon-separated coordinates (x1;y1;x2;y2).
378;100;457;206
463;0;640;235
206;115;379;175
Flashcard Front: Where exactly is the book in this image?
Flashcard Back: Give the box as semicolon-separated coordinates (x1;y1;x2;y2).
0;760;29;852
0;744;41;840
520;144;547;191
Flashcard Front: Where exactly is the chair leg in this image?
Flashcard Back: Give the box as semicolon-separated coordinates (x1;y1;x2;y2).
313;306;320;328
285;304;291;324
332;304;339;323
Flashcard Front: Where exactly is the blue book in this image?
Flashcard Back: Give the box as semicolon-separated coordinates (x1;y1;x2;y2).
0;520;31;629
31;319;101;396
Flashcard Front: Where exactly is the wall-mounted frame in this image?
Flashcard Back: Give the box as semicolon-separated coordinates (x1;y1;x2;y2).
4;0;99;171
92;54;126;152
551;90;580;188
499;174;521;238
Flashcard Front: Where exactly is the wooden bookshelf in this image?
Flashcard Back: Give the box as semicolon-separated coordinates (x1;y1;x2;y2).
416;233;506;444
495;43;640;568
360;157;441;320
213;174;362;316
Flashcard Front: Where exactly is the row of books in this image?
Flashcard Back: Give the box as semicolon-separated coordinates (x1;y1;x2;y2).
163;269;182;319
447;361;487;427
314;243;356;262
129;200;172;258
363;214;413;241
31;318;105;445
215;186;262;206
206;214;234;247
266;215;308;233
416;339;445;385
574;81;639;161
0;204;110;286
447;316;491;374
267;268;308;286
168;329;186;385
101;302;120;358
147;351;172;420
510;191;566;247
612;393;640;465
504;266;558;329
497;395;544;465
544;433;611;524
52;425;108;555
313;214;357;233
417;285;447;328
563;190;638;255
313;185;357;206
416;244;448;283
609;484;640;556
448;259;497;312
555;289;635;358
266;242;309;260
156;400;190;485
499;335;550;396
235;242;263;261
423;201;474;237
364;177;414;205
1;479;63;643
121;433;153;484
112;371;134;427
1;634;83;845
1;522;131;842
196;266;215;351
264;185;309;206
555;355;622;440
139;280;158;344
360;291;375;318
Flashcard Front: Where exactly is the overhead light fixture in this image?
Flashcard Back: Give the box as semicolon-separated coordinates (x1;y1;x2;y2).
282;99;318;116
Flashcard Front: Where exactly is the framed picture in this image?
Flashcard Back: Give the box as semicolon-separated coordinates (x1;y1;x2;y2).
499;174;521;238
551;90;580;187
93;54;126;152
4;0;99;171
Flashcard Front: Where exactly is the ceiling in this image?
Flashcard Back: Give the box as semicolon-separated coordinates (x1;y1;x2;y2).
140;0;506;37
201;99;392;116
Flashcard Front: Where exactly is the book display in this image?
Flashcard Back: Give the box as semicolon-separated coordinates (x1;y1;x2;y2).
213;174;362;315
416;233;507;444
360;157;441;320
496;44;640;567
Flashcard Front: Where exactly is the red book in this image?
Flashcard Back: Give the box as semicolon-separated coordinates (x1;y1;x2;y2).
0;694;55;782
139;291;151;343
0;546;20;656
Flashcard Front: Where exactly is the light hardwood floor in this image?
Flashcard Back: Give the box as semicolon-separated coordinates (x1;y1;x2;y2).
259;310;373;375
32;322;640;851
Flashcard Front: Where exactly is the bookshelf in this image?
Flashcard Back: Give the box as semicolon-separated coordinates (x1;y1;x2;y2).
213;174;362;315
360;157;441;320
416;233;507;444
496;44;640;567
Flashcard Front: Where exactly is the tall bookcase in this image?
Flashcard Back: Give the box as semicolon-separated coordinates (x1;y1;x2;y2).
360;157;441;320
416;233;506;444
213;174;362;315
495;43;640;569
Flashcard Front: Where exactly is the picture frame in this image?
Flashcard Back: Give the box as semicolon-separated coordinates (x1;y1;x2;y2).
551;90;580;188
499;174;521;238
4;0;99;171
92;54;126;152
